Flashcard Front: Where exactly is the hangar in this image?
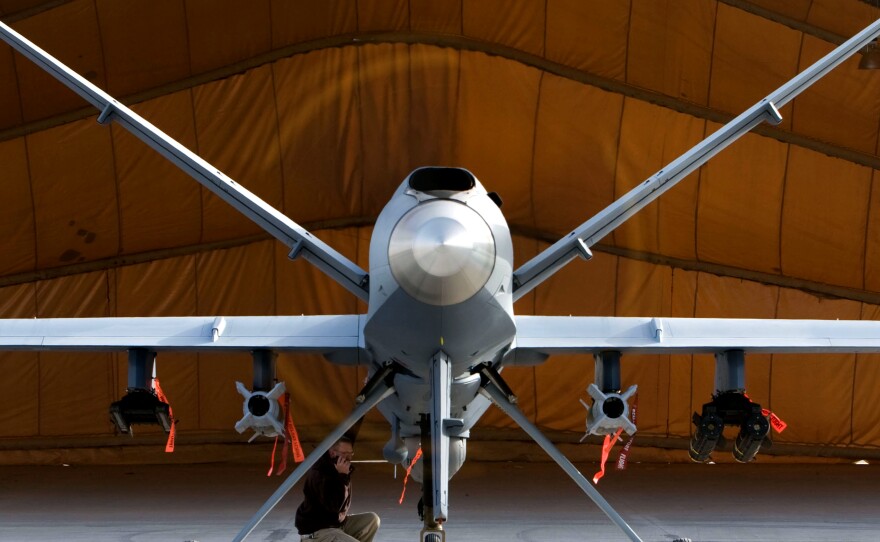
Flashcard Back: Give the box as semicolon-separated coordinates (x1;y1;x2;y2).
2;1;880;539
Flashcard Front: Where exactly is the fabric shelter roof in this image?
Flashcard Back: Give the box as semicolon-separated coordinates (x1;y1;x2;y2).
2;0;880;458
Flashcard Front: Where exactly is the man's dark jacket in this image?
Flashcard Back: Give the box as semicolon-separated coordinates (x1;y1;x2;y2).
295;452;352;535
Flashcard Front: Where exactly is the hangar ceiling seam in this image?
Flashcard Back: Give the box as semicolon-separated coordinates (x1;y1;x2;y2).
270;181;279;318
355;32;370;316
21;125;38;281
768;282;781;415
778;145;793;285
190;245;204;429
852;303;866;442
0;0;851;42
720;0;846;45
105;270;115;412
692;128;707;264
4;221;880;306
92;4;123;257
527;72;543;242
530;0;546;424
687;270;698;435
623;0;633;85
850;353;858;443
694;4;719;266
596;241;880;306
777;24;805;283
186;88;206;245
609;94;628;252
861;175;875;290
355;38;366;222
268;64;287;232
2;32;878;171
452;45;462;164
180;0;193;80
876;102;880;156
3;37;21;123
353;0;365;227
0;0;70;23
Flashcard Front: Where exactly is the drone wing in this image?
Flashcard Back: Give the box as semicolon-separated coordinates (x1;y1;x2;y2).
511;18;880;302
0;315;364;358
0;22;369;301
512;315;880;356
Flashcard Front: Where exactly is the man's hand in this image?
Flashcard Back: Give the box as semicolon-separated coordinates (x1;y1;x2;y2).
335;455;351;475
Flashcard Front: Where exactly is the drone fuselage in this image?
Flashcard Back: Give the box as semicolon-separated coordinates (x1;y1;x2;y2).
362;167;516;460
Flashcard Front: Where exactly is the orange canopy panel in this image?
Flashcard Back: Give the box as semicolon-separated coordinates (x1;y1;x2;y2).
1;0;880;460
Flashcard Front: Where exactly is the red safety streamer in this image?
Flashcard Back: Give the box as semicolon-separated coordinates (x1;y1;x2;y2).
399;448;423;504
744;392;788;434
285;393;305;463
267;436;280;477
762;408;788;433
152;378;176;453
616;394;638;470
268;393;305;476
593;427;623;484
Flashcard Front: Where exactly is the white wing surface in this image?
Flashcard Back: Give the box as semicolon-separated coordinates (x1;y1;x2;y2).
0;315;363;354
514;316;880;355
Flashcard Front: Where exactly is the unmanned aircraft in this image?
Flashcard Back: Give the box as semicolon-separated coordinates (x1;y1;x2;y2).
2;16;880;542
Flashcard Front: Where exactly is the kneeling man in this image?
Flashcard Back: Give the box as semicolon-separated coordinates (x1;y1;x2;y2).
295;436;380;542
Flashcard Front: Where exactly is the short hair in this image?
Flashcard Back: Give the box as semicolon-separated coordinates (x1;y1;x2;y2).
333;436;354;448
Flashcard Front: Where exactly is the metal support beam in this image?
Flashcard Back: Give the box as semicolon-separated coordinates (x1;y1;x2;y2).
430;351;451;522
127;348;152;390
419;413;434;525
715;349;746;394
479;374;643;542
251;349;276;392
594;350;621;393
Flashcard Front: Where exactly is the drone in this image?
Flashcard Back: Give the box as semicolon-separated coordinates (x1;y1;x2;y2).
2;15;880;542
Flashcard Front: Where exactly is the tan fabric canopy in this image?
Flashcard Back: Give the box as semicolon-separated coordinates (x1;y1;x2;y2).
2;0;880;458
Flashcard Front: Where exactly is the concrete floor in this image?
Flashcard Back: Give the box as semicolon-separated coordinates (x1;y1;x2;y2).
0;459;878;542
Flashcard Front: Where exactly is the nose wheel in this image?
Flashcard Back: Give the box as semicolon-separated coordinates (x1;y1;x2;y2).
419;499;444;542
419;500;446;542
419;503;444;540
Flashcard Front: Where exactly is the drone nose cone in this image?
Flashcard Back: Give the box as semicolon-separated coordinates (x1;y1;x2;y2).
389;200;495;306
411;217;474;277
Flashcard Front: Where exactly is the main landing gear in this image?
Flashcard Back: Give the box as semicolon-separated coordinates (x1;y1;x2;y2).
690;350;771;463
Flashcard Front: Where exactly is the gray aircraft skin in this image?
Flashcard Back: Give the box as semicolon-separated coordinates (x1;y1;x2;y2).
366;168;515;377
3;17;880;542
365;167;516;491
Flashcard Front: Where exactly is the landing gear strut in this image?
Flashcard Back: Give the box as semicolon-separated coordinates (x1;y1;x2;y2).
476;364;643;542
419;413;445;542
690;350;771;463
